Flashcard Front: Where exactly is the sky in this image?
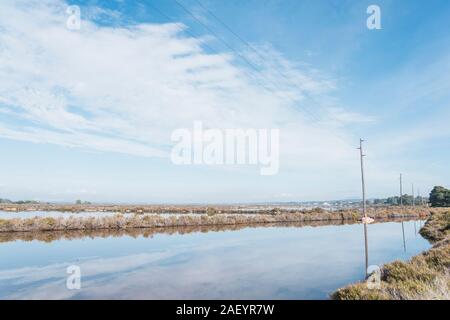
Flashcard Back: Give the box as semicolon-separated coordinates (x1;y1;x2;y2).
0;0;449;203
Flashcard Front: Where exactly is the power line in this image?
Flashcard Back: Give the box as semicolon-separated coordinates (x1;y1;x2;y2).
147;2;283;101
195;0;327;121
172;0;323;123
194;0;344;124
149;0;351;146
146;2;218;55
195;0;320;98
174;0;261;71
195;0;254;50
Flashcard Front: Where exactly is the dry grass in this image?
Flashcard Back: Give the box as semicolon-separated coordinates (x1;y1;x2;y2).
333;210;450;300
0;208;442;233
419;211;450;242
0;218;421;243
0;220;351;243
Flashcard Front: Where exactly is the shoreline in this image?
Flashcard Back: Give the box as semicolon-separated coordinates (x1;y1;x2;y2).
0;216;424;243
332;210;450;300
0;207;440;234
0;203;434;214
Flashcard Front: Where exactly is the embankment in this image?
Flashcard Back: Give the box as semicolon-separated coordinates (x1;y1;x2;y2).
0;217;423;243
0;207;442;233
332;210;450;300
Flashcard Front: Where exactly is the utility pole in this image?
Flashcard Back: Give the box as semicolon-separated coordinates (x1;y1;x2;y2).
358;139;371;276
418;188;424;206
399;174;403;206
412;184;415;207
418;188;421;206
358;139;367;219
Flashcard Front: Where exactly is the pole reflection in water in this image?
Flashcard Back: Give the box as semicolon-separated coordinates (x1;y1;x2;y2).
401;221;406;252
363;222;369;278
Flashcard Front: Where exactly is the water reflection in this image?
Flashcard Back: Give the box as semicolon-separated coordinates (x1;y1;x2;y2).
402;221;406;252
0;217;424;244
0;220;350;243
363;223;369;278
363;218;419;279
0;218;430;299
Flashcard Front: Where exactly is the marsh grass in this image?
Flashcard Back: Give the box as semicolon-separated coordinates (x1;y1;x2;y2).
206;207;218;216
0;217;425;244
333;210;450;300
419;211;450;241
0;208;441;233
0;220;358;243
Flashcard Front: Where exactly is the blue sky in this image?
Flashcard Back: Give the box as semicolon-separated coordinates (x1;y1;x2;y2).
0;0;449;203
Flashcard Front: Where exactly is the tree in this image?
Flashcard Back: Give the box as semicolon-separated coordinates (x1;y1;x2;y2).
373;199;384;205
429;186;450;207
400;194;414;206
386;197;399;205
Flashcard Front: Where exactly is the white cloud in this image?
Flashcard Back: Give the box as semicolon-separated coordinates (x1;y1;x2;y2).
322;107;376;126
0;0;394;203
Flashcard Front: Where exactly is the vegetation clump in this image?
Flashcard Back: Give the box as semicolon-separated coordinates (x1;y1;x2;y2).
206;207;218;216
333;210;450;300
270;208;281;216
419;210;450;241
429;186;450;207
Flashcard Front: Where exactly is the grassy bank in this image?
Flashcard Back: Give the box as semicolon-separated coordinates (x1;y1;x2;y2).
0;220;339;243
332;210;450;300
0;217;422;243
0;207;440;233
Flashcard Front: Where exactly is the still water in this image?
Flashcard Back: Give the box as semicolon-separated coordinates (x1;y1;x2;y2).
0;219;430;299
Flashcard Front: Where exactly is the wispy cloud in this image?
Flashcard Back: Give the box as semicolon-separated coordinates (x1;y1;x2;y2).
0;0;362;164
323;107;376;126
